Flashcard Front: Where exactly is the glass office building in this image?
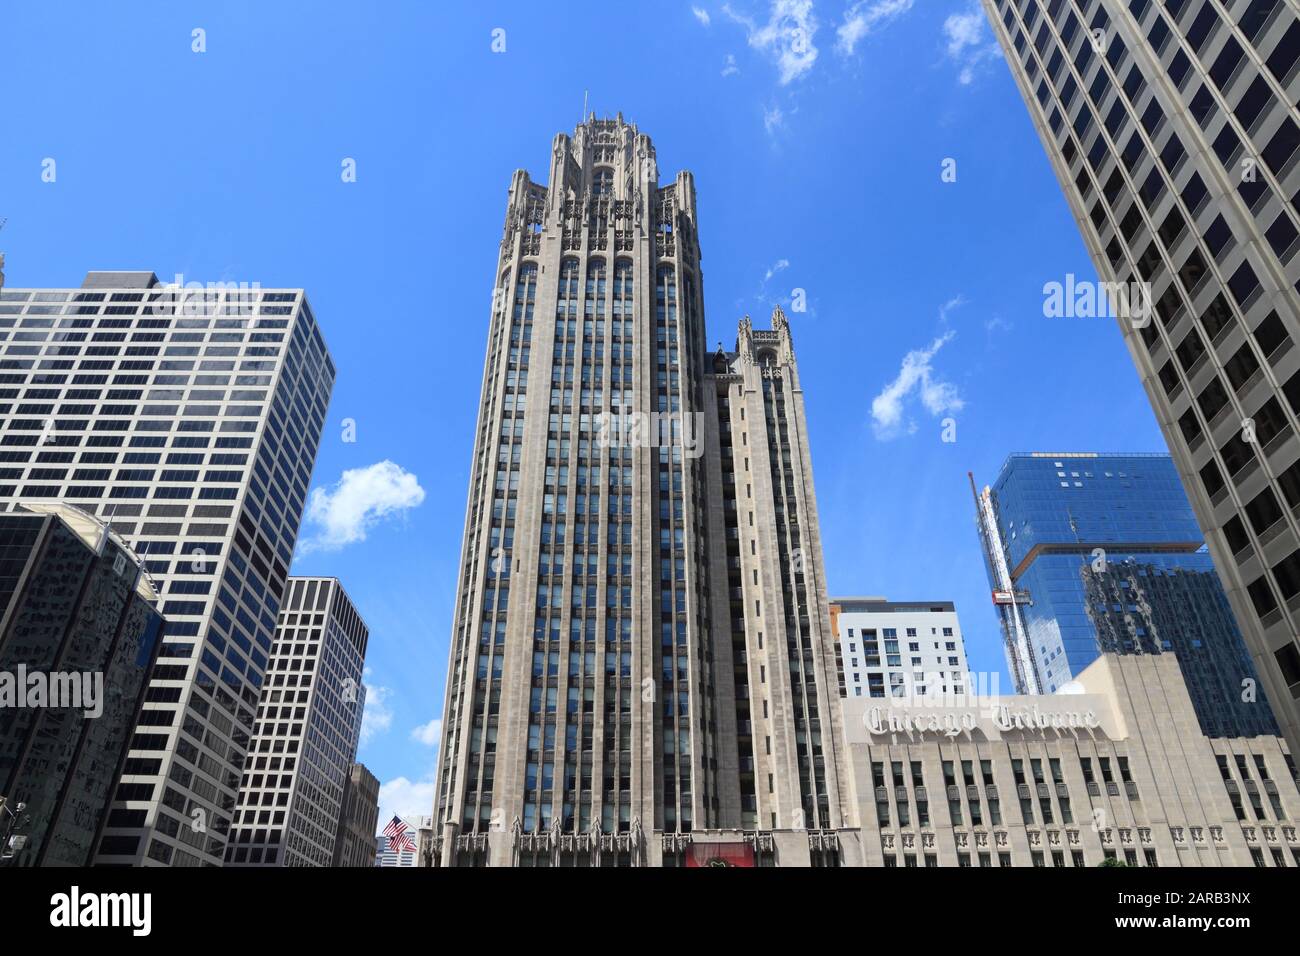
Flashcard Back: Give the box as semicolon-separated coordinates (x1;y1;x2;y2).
974;452;1277;736
0;503;162;866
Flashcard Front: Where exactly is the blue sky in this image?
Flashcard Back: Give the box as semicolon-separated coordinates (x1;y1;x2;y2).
1;0;1172;824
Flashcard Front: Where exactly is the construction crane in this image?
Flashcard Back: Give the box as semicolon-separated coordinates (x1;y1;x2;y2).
969;472;1042;695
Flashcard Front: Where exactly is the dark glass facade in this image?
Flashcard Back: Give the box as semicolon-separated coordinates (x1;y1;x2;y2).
0;509;162;866
977;453;1277;736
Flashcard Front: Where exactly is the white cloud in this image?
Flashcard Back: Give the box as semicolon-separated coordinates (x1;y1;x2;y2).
764;258;790;282
411;716;443;748
837;0;914;56
723;0;819;85
302;459;425;552
870;329;965;440
943;2;1001;85
378;774;436;833
943;6;983;55
763;103;785;135
722;52;740;76
693;5;712;26
984;314;1013;336
938;294;967;326
359;672;393;746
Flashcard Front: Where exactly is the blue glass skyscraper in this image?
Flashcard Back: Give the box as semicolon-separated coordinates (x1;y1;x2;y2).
973;452;1277;738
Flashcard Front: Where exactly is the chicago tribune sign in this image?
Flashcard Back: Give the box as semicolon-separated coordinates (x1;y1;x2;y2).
865;703;1101;738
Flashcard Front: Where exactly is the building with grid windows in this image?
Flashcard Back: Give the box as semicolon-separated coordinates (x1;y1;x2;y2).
227;577;368;866
829;598;972;701
982;0;1300;757
430;116;858;867
845;651;1300;867
333;762;380;867
0;270;333;865
972;452;1277;738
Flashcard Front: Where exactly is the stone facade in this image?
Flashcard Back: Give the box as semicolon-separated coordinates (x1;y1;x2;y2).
429;117;854;866
333;762;380;868
844;652;1300;867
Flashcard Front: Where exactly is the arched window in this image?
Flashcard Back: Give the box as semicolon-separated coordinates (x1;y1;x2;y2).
585;259;606;295
613;260;634;319
558;259;580;318
585;260;606;318
559;259;580;294
515;263;538;304
656;266;677;320
496;268;511;313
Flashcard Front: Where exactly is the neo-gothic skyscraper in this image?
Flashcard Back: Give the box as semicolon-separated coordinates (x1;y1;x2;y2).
983;0;1300;755
431;116;856;867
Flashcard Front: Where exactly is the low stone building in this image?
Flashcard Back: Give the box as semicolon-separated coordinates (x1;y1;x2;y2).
843;653;1299;867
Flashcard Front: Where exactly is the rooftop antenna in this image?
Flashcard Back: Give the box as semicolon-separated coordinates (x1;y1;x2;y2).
582;90;588;123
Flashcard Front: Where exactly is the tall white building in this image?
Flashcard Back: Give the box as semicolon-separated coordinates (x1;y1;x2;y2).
0;270;334;866
981;0;1300;759
830;599;972;701
227;577;369;866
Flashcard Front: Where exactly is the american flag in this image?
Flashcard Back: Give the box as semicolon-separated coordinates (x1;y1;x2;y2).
383;815;416;854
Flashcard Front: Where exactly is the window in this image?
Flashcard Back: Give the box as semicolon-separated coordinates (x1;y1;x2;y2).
1248;573;1278;616
1271;548;1300;601
1228;261;1262;310
1266;19;1300;85
1197;376;1230;422
1205;216;1234;258
1235;75;1272;132
1264;118;1300;176
1242;486;1284;538
1239;0;1283;44
1225;342;1261;391
1274;641;1300;686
